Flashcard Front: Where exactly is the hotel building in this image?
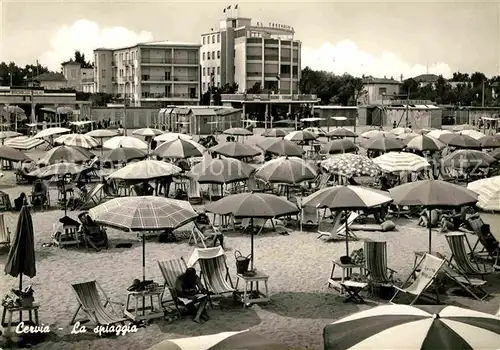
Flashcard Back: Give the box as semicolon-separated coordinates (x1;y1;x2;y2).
200;14;301;94
93;41;201;107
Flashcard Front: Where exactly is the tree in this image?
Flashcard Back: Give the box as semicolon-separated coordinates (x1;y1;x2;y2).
247;82;263;94
74;50;93;68
0;61;52;86
220;82;238;94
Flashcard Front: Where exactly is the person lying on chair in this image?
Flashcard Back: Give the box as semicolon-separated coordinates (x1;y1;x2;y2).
175;267;209;323
439;207;467;233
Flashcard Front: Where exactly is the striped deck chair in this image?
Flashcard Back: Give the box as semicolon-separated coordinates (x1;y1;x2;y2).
297;198;319;231
78;183;104;210
469;218;500;268
318;211;359;241
187;178;203;204
390;253;446;305
445;233;493;279
440;260;489;301
364;240;396;290
69;280;126;326
158;258;189;316
0;213;10;248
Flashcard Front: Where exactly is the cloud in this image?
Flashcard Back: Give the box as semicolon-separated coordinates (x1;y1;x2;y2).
38;20;154;71
301;40;453;79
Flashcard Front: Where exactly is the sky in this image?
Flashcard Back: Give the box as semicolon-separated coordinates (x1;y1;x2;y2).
0;0;499;79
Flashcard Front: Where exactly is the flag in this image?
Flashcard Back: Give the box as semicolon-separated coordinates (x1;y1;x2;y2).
235;4;238;9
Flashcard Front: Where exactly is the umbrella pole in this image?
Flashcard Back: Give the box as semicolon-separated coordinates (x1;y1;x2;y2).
345;209;349;256
428;208;432;253
19;273;23;291
250;217;254;271
142;233;146;316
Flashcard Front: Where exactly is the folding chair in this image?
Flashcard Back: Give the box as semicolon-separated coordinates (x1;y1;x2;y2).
78;183;104;210
297;198;320;231
157;257;189;317
187;178;203;204
390;253;446;305
364;240;397;292
0;213;10;248
468;217;500;268
445;233;493;279
440;260;489;301
318;211;359;241
69;280;127;326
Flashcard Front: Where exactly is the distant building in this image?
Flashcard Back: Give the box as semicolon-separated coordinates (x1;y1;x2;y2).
60;61;96;93
200;11;300;94
32;72;68;90
93;41;201;107
358;77;402;105
413;73;467;89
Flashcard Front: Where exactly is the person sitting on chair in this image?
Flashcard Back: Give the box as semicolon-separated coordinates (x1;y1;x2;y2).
194;213;224;248
418;209;441;228
14;192;26;211
439;207;467;233
175;267;209;323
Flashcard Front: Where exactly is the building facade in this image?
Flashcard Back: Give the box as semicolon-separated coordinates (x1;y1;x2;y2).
61;61;95;92
93;41;201;107
200;15;301;94
358;77;403;105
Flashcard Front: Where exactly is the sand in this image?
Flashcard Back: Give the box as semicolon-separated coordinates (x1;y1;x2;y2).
0;127;498;349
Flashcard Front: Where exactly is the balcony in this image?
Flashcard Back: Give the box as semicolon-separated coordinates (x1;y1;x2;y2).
141;58;199;65
142;75;171;82
81;78;94;83
247;72;262;77
173;76;199;82
141;92;198;99
264;73;279;78
246;55;262;61
280;73;291;79
111;77;117;82
264;55;279;62
220;94;319;103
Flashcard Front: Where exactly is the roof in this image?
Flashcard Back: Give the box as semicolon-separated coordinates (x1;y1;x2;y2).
215;108;241;116
191;108;217;116
362;77;402;85
140;40;200;47
33;73;67;82
413;74;440;83
61;60;80;66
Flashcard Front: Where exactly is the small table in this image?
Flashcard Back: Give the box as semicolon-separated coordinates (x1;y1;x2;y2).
328;260;365;295
1;304;40;338
124;289;164;321
235;271;269;307
53;224;81;248
341;281;368;303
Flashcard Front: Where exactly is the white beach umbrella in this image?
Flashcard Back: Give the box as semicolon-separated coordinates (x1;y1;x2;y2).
154;132;193;143
103;136;148;150
460;129;486;140
284;130;317;142
133;128;163;137
5;136;45;150
33;127;71;139
360;130;387;139
86;129;119;138
54;133;99;149
467;176;500;211
373;152;430;173
426;129;452;140
390;127;412;135
108;159;181;181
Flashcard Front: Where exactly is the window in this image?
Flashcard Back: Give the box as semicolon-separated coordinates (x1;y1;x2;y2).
379;87;387;95
203;68;206;76
95;54;98;63
203;52;206;60
212;51;215;60
102;85;107;92
203;82;206;91
217;34;220;43
203;36;205;44
208;52;211;60
217;66;220;74
212;35;215;43
212;67;215;75
101;69;106;78
217;50;220;59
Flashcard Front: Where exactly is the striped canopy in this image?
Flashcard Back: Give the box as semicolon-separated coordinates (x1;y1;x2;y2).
324;304;500;350
373;152;430;173
54;133;99;149
5;136;45;150
148;330;298;350
467;176;500;211
108;160;181;181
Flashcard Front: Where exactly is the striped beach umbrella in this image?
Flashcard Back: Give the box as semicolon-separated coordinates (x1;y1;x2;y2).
405;134;445;151
54;133;99;149
5;136;44;150
154;132;192;143
33;127;71;139
460;129;486;140
256;156;317;184
324;304;500;350
257;138;304;157
364;136;405;152
210;141;260;158
440;133;481;149
321;139;358;154
190;157;255;184
467;175;500;211
38;145;91;165
153;138;205;159
147;330;298;350
373;152;430;173
133;128;163;137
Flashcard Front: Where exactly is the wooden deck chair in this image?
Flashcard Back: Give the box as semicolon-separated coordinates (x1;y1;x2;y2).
468;219;500;268
364;240;397;290
390;253;446;305
297;198;319;231
445;233;493;279
0;213;10;248
187;178;203;204
78;183;104;210
157;258;189;316
318;211;347;241
440;260;489;301
69;280;127;326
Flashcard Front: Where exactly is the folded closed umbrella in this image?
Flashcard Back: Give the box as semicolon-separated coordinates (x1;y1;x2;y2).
38;145;90;165
103;136;148;150
405;134;444;151
86;129;119;139
326;127;358;138
210;142;260;158
364;136;405;152
284;130;317;142
440;133;481;149
153;138;205;159
0;145;32;162
54;134;99;149
321;139;358;154
256;156;317;184
468;176;500;211
109;159;181;181
441;149;496;169
321;154;382;178
261;128;288;137
190;157;255;184
223;127;252;136
480;135;500;149
324;304;500;350
103;147;147;163
373;152;430;173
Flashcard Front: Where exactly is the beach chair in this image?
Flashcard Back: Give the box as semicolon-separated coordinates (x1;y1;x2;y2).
78;212;109;250
247;175;267;192
468;219;500;268
364;240;396;291
496;306;500;316
297;198;320;231
318;211;359;241
187;247;236;305
0;213;10;248
187;178;203;204
69;280;127;327
30;179;50;210
78;183;104;210
390;253;446;305
445;233;493;279
157;258;190;317
209;184;223;201
440;260;489;301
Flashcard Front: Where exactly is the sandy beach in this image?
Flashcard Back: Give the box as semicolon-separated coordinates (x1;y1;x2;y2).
0;128;499;349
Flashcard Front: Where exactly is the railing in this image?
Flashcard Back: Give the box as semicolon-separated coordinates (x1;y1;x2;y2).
141;92;198;99
247;72;262;77
264;55;279;61
142;75;171;81
280;73;291;79
220;93;319;102
264;73;279;77
246;55;262;60
81;78;94;83
141;58;199;65
173;76;199;82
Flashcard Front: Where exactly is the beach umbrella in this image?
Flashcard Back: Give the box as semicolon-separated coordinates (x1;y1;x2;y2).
40;107;56;113
90;196;197;282
0;131;21;140
4;205;36;291
56;106;73;114
303;185;392;255
109;159;181;181
133;128;163;137
102;147;147;164
261;128;288;137
33;127;71;139
210;142;260;158
304;127;326;137
468;176;500;211
223;127;252;136
5;136;45;150
103;136;148;150
389;180;478;251
274;119;295;126
205;193;299;268
54;133;99;149
0;145;32;162
479;135;500;149
326;127;358;138
360;130;391;139
284;130;317;142
38;145;90;165
255;156;317;184
153;138;205;159
154;132;192;143
365;136;405;152
147;330;300;350
257;138;304;157
439;133;481;149
3;105;25;114
453;124;479;132
373;152;430;173
397;132;419;143
190;157;255;184
86;129;119;139
321;139;358;154
441;149;496;170
405;134;445;151
390;127;412;135
323;304;500;350
321;154;382;178
490;148;500;160
460;129;486;140
426;129;452;140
